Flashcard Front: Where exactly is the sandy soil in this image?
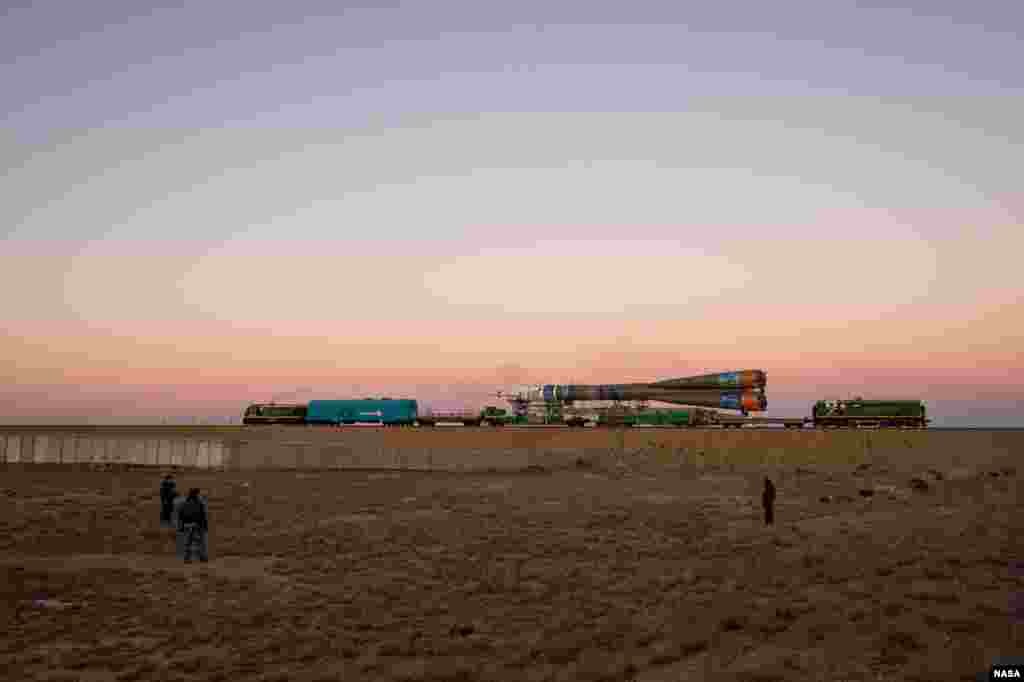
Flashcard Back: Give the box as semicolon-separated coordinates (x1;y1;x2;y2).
2;445;1021;682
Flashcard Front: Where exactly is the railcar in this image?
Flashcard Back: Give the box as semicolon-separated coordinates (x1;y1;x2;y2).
304;399;418;426
242;403;308;425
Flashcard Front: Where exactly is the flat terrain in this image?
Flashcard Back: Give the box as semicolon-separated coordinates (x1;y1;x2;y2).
2;441;1022;681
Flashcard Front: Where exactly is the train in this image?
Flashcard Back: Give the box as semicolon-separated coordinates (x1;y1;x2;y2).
243;397;929;429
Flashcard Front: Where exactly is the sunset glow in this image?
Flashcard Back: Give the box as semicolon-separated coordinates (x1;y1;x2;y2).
3;2;1022;425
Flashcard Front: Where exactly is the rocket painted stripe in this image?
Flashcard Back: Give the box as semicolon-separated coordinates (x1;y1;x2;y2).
719;393;741;409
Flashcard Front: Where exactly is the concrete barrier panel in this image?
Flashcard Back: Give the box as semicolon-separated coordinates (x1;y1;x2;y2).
40;436;59;464
20;435;34;463
5;435;19;463
79;439;92;464
184;440;198;467
131;439;146;466
158;440;172;466
25;435;39;463
145;440;157;466
209;441;225;468
172;440;185;467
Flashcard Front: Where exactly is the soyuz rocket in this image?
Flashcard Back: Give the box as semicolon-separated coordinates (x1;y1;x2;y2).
498;370;768;412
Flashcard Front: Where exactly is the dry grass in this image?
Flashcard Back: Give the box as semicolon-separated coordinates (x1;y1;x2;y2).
2;435;1022;681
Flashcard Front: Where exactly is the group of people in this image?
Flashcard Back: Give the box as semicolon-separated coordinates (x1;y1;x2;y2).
159;474;210;563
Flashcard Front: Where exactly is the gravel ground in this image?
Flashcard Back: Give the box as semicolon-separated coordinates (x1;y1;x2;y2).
2;447;1021;682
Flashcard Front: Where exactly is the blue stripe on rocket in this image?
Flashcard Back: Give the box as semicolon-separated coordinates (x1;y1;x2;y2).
719;393;742;409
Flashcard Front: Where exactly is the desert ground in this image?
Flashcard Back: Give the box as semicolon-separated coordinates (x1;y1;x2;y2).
2;433;1022;682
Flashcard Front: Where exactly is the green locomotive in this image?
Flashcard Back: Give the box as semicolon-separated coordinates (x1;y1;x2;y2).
242;403;308;425
811;399;928;429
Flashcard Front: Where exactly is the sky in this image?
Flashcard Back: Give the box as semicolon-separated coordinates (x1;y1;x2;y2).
2;0;1022;425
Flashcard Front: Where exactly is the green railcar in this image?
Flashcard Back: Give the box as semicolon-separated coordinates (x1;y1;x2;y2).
812;399;928;429
595;409;701;428
634;409;693;426
242;403;308;425
479;406;513;426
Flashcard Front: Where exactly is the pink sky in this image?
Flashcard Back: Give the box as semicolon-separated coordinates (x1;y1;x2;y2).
3;108;1023;426
5;3;1024;425
3;284;1021;424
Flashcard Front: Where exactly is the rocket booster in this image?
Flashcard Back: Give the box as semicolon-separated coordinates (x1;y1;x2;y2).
497;371;770;412
538;385;766;411
651;369;766;390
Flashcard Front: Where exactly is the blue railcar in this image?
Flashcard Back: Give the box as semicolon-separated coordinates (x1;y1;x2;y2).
305;399;418;426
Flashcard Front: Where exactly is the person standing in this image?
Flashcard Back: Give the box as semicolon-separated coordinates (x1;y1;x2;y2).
762;477;776;526
159;474;177;528
176;488;210;563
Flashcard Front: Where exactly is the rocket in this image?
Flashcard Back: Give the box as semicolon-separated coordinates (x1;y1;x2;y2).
497;370;768;412
650;369;766;390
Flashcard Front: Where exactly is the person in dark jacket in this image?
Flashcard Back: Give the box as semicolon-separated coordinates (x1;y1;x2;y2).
762;477;776;526
159;474;177;528
176;488;209;563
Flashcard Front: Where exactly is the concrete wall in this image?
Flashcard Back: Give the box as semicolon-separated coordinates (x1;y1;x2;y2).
0;426;1020;472
0;432;227;469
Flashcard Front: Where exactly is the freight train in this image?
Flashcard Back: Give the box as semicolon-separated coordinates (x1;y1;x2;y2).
242;398;928;429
